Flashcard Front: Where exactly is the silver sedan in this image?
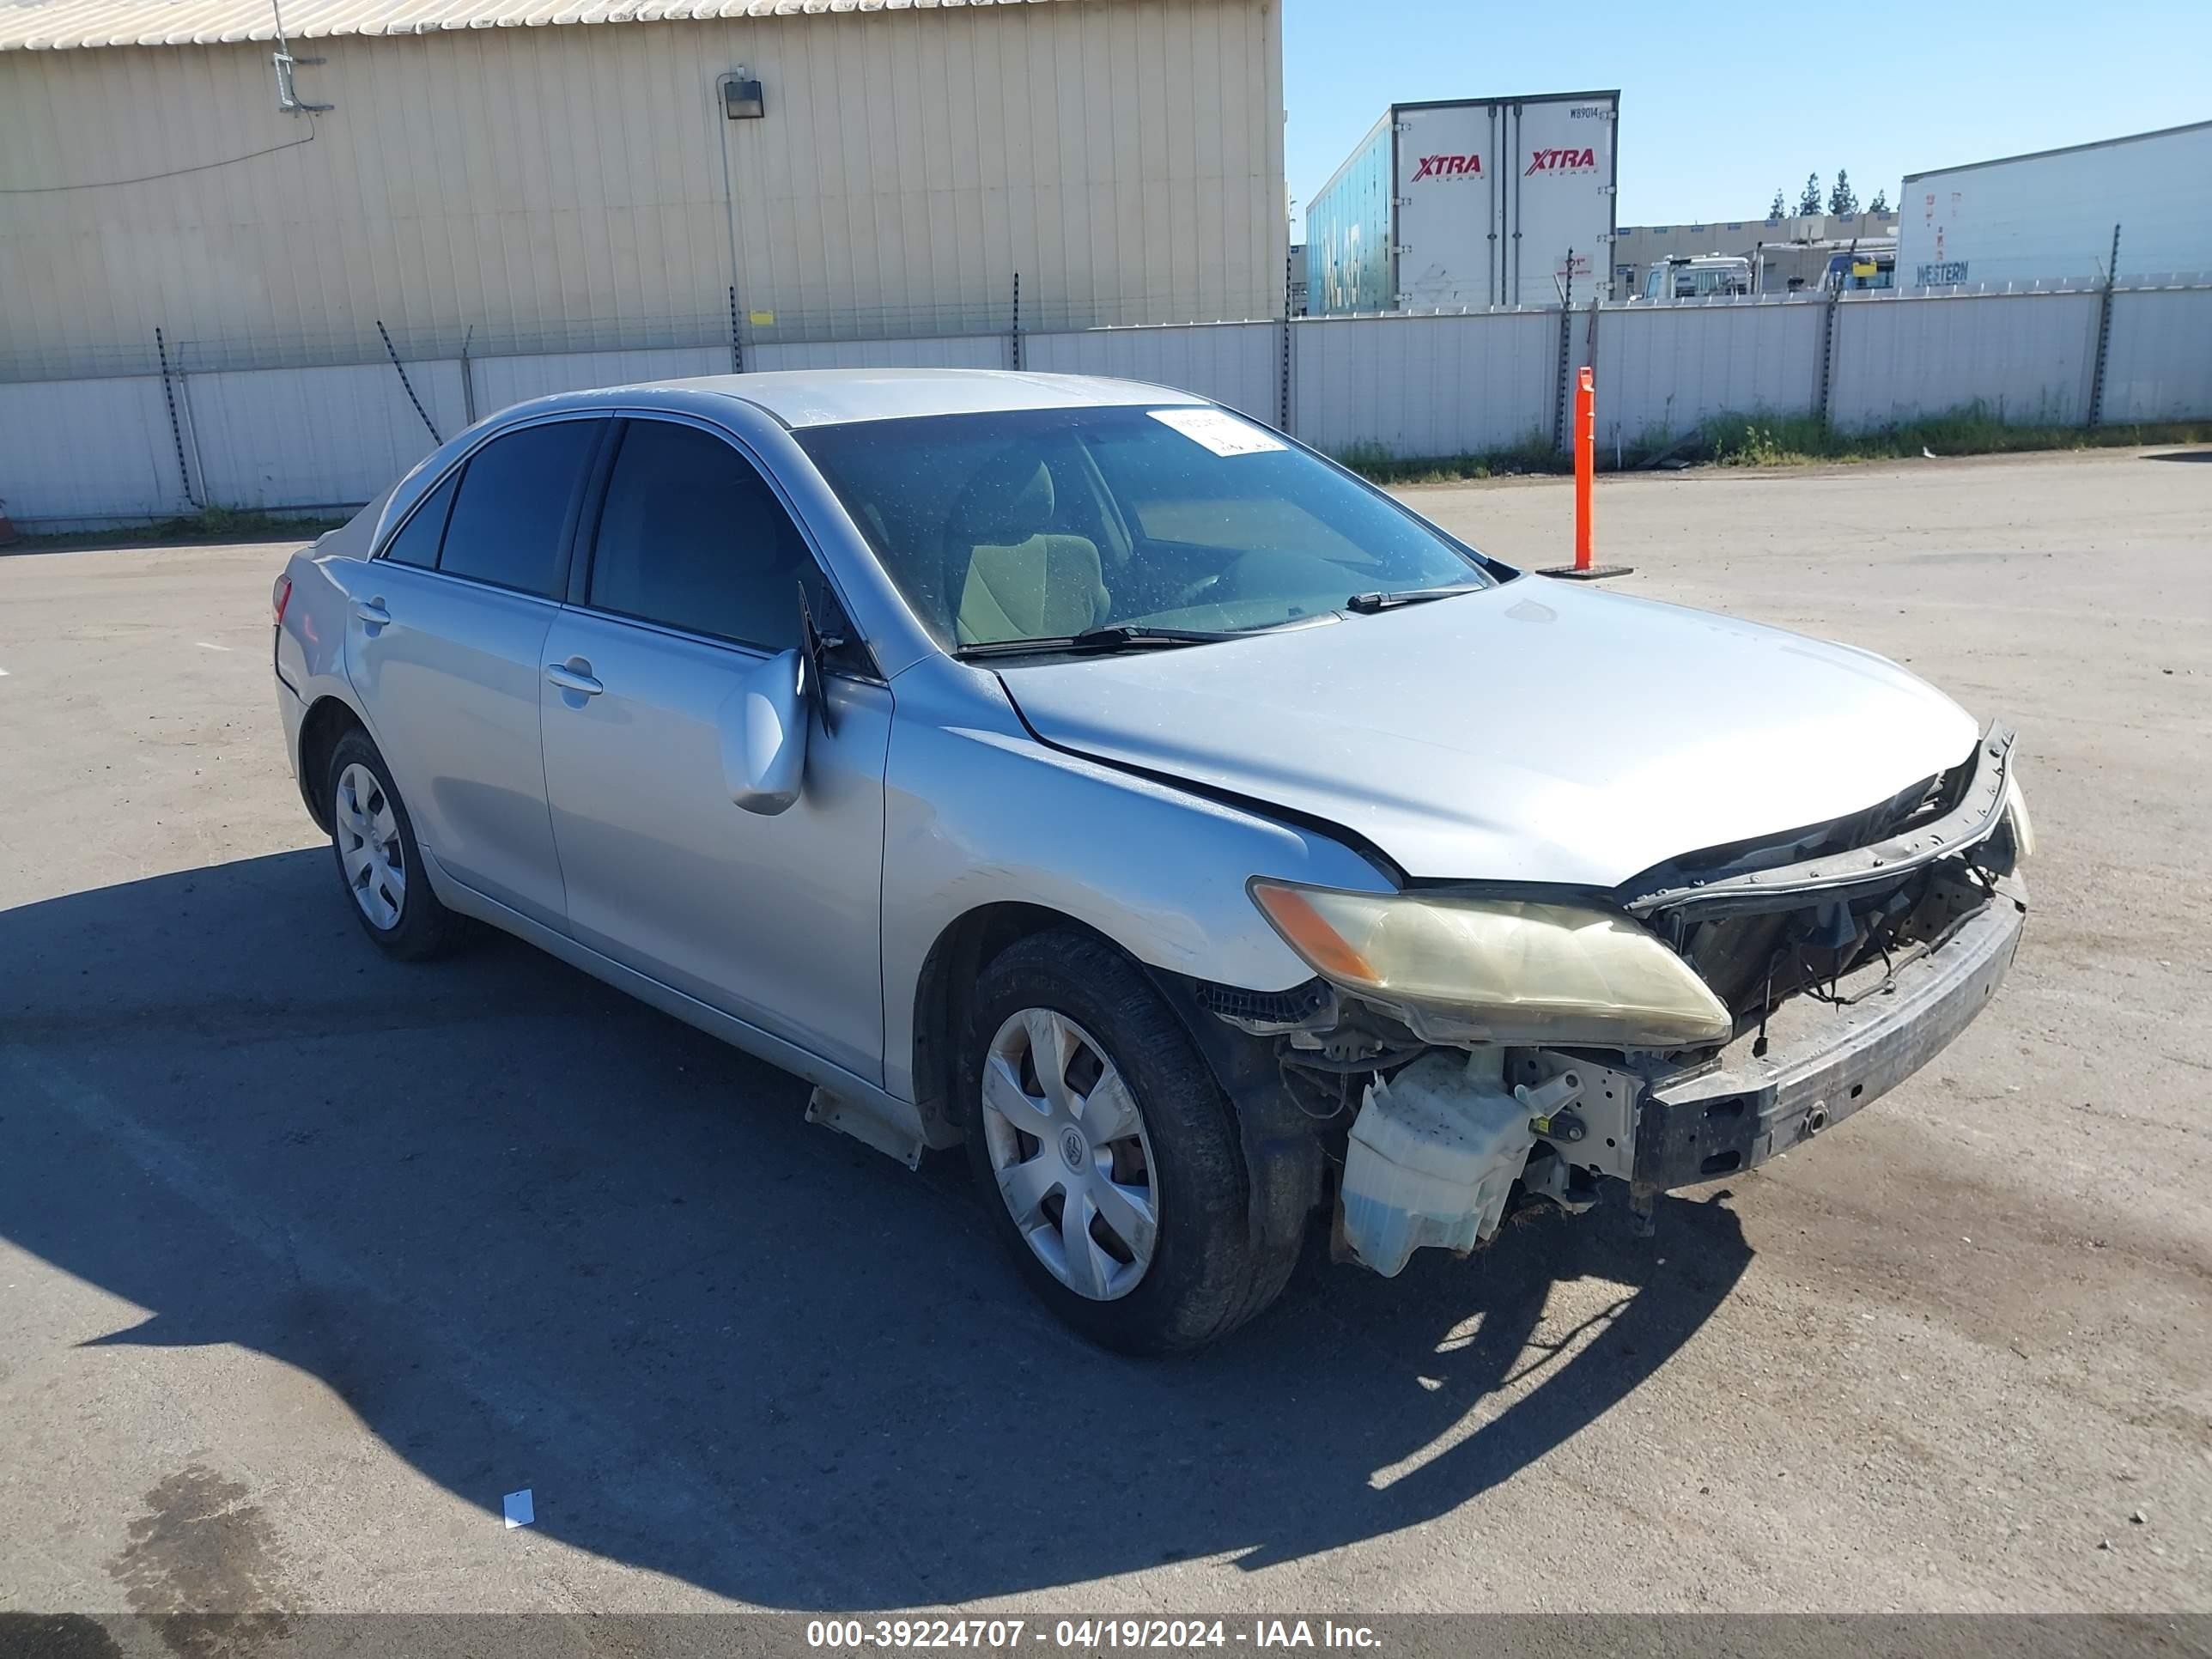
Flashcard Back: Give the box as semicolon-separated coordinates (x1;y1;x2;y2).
273;370;2031;1352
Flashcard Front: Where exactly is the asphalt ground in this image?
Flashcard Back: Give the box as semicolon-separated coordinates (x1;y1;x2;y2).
1;447;2207;1622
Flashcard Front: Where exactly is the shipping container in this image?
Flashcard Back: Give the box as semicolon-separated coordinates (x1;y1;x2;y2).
1899;119;2212;290
1304;90;1620;314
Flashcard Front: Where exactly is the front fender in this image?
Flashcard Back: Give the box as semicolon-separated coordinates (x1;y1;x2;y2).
878;657;1389;1104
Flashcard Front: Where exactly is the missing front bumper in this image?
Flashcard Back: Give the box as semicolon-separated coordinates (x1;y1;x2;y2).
1633;873;2027;1190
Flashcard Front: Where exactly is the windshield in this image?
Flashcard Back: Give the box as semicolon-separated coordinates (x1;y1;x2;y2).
795;404;1493;652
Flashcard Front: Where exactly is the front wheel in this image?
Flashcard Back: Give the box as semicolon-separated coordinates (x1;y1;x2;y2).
960;929;1299;1353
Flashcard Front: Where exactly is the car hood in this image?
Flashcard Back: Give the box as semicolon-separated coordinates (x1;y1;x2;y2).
994;578;1981;888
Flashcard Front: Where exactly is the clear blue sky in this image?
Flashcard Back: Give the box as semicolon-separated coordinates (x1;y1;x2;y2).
1285;0;2212;236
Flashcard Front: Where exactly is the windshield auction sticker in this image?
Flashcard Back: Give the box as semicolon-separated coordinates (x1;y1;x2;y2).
1148;406;1286;456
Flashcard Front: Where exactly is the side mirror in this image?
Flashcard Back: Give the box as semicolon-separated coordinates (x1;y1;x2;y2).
720;647;809;816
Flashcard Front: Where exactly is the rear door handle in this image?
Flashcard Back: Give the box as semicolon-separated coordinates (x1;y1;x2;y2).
353;598;391;626
545;660;604;697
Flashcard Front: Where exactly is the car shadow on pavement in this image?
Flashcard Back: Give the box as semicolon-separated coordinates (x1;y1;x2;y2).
1;850;1752;1608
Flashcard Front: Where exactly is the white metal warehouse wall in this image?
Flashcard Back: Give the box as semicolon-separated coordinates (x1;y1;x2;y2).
0;0;1288;380
4;283;2208;526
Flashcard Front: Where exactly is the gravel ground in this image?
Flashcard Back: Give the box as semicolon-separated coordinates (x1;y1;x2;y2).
0;447;2206;1620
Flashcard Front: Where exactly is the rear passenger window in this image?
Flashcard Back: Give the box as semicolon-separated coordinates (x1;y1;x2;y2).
437;420;600;595
587;420;813;652
381;471;458;568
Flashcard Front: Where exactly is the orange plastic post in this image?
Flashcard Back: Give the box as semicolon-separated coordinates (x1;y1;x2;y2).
1573;365;1595;570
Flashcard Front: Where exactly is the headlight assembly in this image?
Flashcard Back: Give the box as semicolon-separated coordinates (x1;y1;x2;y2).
1249;879;1733;1049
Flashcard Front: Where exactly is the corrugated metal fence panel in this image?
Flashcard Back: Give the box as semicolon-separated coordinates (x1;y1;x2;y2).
7;289;2209;525
1828;290;2101;431
1023;324;1279;420
184;362;469;508
1596;299;1825;440
0;374;185;521
1291;311;1557;459
2099;286;2212;423
747;336;1010;373
470;347;729;418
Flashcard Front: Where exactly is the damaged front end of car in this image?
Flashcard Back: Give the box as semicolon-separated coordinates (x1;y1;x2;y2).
1208;723;2033;1277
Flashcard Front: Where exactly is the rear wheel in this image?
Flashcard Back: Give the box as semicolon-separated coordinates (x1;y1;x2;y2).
961;929;1298;1353
326;729;464;961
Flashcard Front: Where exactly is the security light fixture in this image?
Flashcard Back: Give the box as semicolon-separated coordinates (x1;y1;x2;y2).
723;73;765;120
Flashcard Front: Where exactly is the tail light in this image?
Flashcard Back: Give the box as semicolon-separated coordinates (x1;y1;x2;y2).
272;574;293;627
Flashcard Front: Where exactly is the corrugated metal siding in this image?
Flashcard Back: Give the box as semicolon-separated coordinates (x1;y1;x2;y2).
1595;297;1825;441
2100;285;2212;423
0;0;1088;52
1023;322;1276;420
1827;289;2100;431
749;335;1007;371
469;345;730;417
0;0;1286;379
1291;310;1557;458
184;361;468;504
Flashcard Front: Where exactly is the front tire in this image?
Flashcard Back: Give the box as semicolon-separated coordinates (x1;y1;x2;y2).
325;729;464;961
960;929;1298;1353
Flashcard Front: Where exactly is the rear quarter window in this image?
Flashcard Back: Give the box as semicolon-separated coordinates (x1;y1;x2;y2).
380;471;458;568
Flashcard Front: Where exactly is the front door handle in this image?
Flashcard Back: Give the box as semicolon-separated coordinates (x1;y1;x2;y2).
545;659;604;697
353;598;391;626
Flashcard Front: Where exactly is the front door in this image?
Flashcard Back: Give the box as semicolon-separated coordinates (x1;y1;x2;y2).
537;416;890;1083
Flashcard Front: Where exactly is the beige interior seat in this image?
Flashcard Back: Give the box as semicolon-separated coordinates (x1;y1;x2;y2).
946;453;1109;643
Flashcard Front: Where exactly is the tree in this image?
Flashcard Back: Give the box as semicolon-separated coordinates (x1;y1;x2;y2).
1828;169;1860;216
1868;187;1890;215
1797;173;1825;216
1768;188;1788;221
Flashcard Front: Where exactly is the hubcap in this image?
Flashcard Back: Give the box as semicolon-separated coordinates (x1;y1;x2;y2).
979;1008;1158;1302
334;762;406;930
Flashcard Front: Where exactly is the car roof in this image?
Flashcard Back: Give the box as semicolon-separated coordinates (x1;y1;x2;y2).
638;368;1208;428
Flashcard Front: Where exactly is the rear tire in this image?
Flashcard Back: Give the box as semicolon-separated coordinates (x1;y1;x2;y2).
325;729;465;961
960;928;1298;1354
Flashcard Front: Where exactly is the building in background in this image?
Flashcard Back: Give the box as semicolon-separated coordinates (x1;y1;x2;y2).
1611;211;1900;297
1901;119;2212;290
0;0;1288;381
1304;90;1620;314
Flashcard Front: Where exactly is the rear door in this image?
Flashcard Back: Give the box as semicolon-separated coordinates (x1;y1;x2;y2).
1510;94;1617;304
537;416;892;1082
1395;101;1498;308
347;416;606;929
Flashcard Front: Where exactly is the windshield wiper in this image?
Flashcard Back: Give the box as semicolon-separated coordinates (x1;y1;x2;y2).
953;623;1237;660
1344;583;1486;614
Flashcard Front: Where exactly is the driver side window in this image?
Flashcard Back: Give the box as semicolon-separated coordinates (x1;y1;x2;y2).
586;419;812;653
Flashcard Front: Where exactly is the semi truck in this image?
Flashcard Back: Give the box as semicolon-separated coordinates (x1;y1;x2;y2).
1635;254;1752;300
1304;90;1620;313
1900;118;2212;290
